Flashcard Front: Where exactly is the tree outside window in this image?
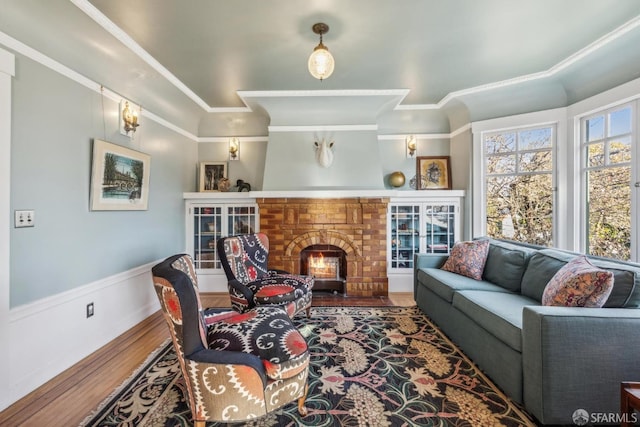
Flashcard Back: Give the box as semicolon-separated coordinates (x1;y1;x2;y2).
483;126;554;246
583;106;633;260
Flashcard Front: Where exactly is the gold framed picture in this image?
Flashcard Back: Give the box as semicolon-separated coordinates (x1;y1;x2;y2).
416;156;451;190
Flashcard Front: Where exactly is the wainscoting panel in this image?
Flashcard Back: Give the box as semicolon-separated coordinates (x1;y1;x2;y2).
7;261;161;406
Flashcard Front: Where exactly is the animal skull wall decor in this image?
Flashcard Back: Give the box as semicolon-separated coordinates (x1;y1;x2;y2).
314;138;334;168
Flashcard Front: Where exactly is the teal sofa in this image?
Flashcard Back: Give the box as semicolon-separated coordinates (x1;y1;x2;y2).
414;238;640;425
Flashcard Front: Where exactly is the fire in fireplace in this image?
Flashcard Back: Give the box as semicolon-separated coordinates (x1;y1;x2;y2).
300;244;346;294
308;253;340;280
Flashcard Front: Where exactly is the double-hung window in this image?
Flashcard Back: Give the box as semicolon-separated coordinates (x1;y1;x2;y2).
581;103;637;261
482;125;556;246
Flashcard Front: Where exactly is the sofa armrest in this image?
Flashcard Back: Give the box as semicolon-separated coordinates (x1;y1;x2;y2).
413;254;448;299
522;306;640;424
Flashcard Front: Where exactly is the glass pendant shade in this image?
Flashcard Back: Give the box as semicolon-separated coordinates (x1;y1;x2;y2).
308;43;335;80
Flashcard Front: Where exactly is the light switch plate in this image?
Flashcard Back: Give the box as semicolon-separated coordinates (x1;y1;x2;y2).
14;210;35;228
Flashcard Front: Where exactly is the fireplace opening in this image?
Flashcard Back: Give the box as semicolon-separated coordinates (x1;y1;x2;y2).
300;244;346;294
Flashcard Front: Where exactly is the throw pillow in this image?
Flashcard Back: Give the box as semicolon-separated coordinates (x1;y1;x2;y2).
541;256;614;307
441;239;490;280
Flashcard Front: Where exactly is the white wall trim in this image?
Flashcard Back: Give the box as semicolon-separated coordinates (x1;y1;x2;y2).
377;124;472;141
268;124;378;132
0;30;198;142
7;260;162;406
9;260;159;321
0;46;14;411
198;136;269;143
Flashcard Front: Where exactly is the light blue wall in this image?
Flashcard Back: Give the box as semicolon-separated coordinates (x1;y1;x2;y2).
198;140;267;191
379;138;451;189
9;54;197;307
262;130;388;190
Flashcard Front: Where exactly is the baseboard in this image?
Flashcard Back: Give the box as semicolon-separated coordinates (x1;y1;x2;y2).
6;260;162;407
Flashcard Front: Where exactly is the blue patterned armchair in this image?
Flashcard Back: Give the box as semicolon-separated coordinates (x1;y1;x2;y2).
151;254;309;426
217;233;314;318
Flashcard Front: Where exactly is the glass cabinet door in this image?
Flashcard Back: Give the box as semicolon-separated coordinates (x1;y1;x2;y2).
193;206;223;269
389;204;420;269
424;204;456;253
227;205;258;235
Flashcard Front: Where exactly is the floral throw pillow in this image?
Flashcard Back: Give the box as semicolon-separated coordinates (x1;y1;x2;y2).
541;256;614;307
441;240;490;280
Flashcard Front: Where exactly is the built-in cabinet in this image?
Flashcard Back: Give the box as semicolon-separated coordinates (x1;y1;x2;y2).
186;200;259;273
184;191;464;293
388;197;461;273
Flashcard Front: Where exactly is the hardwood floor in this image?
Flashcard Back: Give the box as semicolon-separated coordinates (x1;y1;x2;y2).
0;292;415;427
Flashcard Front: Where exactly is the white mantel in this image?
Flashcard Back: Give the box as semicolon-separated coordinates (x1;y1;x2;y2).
184;189;465;200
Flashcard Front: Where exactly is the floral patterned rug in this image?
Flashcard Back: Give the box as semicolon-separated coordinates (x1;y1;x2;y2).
81;306;536;426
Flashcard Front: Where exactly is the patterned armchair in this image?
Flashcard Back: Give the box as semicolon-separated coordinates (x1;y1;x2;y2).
151;254;309;426
217;233;314;318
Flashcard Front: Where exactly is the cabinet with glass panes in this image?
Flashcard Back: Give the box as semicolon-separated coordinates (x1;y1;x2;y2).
388;198;460;273
186;202;258;273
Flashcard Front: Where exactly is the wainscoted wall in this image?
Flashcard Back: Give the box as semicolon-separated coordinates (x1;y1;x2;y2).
257;197;389;296
7;262;160;404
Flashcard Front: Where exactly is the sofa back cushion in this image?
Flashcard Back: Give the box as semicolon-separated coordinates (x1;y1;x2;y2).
482;239;536;292
521;249;640;307
541;256;614;307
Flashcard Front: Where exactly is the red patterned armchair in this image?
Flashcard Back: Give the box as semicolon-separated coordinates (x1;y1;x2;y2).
217;233;314;318
152;254;309;426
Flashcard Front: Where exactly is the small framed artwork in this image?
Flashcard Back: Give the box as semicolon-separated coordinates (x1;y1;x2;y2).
199;162;227;192
90;139;151;210
416;156;452;190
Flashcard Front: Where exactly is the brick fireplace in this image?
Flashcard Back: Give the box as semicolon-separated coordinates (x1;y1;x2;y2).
257;197;389;297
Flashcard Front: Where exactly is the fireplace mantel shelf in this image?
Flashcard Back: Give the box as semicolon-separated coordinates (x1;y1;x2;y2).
184;189;465;200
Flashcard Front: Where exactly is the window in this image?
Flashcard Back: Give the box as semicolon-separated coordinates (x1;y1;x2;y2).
581;104;635;261
482;126;555;246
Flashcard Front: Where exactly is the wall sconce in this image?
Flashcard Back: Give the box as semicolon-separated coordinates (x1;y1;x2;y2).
120;100;140;137
406;135;417;158
229;137;240;161
308;23;335;81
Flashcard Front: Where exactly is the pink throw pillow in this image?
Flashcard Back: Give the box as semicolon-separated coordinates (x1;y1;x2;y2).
541;256;614;307
441;240;490;280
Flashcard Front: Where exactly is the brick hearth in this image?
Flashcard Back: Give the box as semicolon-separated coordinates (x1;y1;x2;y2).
257;197;389;297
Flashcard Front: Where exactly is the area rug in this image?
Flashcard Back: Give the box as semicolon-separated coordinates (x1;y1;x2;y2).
81;306;536;426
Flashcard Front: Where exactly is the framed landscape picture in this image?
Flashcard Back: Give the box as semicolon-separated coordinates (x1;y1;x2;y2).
416;156;452;190
90;139;151;210
199;162;227;191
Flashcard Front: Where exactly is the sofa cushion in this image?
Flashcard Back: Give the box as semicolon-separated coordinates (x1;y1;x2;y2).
452;290;538;352
417;268;510;303
483;239;536;292
521;249;640;307
542;256;614;307
441;239;490;280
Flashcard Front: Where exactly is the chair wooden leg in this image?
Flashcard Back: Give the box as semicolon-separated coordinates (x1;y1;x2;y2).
306;306;311;318
298;383;309;416
194;420;206;427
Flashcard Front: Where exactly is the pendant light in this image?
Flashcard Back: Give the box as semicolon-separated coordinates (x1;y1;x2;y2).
308;23;335;81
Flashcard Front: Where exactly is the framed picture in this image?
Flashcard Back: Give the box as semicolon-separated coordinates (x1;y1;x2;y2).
416;156;452;190
90;139;151;210
199;162;227;192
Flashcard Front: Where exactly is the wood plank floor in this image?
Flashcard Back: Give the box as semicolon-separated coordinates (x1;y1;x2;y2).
0;292;415;427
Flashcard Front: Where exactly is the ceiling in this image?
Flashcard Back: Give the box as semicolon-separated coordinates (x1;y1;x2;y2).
2;0;640;135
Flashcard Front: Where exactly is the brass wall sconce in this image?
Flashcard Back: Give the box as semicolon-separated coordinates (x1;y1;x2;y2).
308;23;335;81
120;100;140;136
229;137;240;160
406;135;417;158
